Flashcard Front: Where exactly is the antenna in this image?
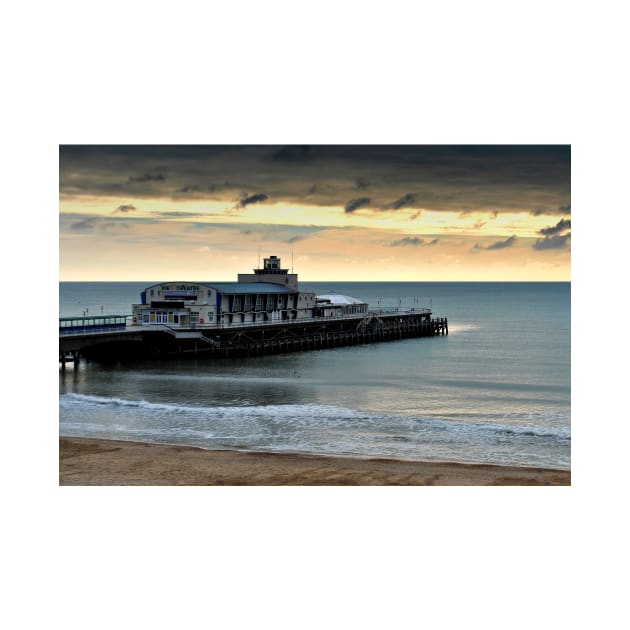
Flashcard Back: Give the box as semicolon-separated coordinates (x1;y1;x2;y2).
291;249;294;273
257;247;260;270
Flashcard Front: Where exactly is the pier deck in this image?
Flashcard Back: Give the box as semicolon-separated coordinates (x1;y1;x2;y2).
60;309;447;365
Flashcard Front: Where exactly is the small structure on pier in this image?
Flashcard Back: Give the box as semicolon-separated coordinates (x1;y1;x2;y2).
315;292;368;317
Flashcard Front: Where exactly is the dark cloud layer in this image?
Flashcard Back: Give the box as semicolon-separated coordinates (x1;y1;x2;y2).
531;203;571;217
113;204;136;213
345;197;372;213
128;173;166;183
238;193;269;207
539;218;571;236
388;193;418;210
60;145;570;216
533;233;571;250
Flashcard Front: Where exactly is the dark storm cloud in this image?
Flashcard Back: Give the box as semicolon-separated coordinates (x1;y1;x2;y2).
60;145;570;216
539;218;571;236
533;234;571;250
128;173;166;182
344;197;372;213
387;193;418;210
271;145;312;162
486;235;517;250
238;193;269;207
531;203;571;216
113;204;136;213
176;185;200;193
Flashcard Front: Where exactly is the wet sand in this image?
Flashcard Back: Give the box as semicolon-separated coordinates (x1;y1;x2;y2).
59;437;570;486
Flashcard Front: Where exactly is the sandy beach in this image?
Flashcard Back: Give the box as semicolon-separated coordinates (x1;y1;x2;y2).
59;437;570;486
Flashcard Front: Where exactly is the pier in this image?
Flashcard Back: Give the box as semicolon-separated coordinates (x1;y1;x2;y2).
59;309;448;365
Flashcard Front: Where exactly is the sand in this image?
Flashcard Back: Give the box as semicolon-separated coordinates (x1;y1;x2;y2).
59;437;570;486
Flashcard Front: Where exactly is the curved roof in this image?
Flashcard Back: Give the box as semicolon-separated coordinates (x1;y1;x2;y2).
316;293;367;306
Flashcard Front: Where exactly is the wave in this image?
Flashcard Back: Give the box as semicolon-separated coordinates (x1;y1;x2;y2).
60;393;569;441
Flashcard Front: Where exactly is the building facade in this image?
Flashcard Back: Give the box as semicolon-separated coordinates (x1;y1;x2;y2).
131;256;318;327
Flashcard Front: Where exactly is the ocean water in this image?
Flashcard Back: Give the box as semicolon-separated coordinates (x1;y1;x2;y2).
59;282;570;469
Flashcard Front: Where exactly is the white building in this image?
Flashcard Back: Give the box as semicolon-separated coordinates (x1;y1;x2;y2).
131;256;316;327
315;292;369;317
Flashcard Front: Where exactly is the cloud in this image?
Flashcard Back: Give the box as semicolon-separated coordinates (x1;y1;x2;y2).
60;145;570;216
428;238;439;245
486;235;517;250
67;216;129;232
531;203;571;216
539;218;571;236
128;173;166;182
69;217;98;231
387;193;418;210
113;204;136;213
286;235;307;244
177;185;200;193
238;193;269;207
389;236;425;247
344;197;372;213
271;146;312;162
491;235;518;250
151;211;209;218
533;233;571;250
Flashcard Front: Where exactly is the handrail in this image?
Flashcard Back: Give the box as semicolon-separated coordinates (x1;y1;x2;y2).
60;309;438;337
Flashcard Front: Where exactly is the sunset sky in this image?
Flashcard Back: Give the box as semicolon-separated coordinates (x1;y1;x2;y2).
59;145;570;281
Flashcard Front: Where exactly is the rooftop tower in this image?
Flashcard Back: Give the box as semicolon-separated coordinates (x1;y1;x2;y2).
237;255;298;289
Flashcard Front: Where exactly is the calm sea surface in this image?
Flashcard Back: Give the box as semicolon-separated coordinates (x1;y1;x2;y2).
59;282;570;469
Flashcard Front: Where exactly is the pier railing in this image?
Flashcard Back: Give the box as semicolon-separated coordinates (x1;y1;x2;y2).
186;307;432;330
59;308;433;336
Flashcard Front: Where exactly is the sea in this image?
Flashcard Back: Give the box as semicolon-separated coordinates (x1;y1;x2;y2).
59;282;570;470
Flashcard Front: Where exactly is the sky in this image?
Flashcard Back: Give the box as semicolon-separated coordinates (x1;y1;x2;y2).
59;145;571;281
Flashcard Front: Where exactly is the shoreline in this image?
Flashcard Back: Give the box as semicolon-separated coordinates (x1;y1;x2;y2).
59;436;571;486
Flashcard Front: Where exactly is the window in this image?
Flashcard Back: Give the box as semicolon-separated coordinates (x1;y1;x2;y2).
191;311;200;323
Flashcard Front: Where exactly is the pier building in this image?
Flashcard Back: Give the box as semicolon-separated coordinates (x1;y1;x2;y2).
131;256;316;327
61;255;447;365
